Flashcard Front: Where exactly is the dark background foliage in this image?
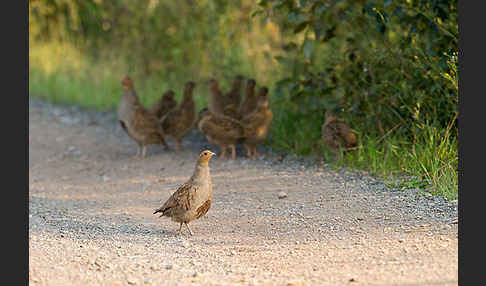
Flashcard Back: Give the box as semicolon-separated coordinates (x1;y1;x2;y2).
29;0;458;197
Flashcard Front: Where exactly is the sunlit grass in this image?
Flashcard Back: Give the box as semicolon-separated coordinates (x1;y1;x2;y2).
29;38;457;201
29;61;458;201
267;96;457;200
29;41;220;111
403;122;458;200
318;125;458;200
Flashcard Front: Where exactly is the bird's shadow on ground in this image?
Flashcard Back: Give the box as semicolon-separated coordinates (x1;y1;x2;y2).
30;213;185;242
29;196;185;242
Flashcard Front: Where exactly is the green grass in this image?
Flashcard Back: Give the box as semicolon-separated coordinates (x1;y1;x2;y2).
30;67;119;110
402;121;458;200
318;126;458;200
29;65;458;201
266;96;457;200
29;66;212;113
28;38;277;113
29;38;457;201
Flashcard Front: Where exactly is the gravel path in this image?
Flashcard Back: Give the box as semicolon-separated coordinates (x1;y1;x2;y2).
29;98;458;286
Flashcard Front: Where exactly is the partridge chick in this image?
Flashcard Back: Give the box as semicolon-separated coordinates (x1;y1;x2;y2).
208;79;226;116
225;75;244;106
222;75;245;118
160;81;197;151
153;150;216;235
117;76;169;158
196;107;209;127
198;109;246;160
237;78;257;119
321;111;358;154
240;87;273;158
149;90;177;120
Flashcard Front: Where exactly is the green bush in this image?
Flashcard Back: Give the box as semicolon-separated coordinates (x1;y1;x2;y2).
255;0;457;138
29;0;458;199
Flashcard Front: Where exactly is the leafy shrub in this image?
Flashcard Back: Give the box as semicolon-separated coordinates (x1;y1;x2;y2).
255;0;458;143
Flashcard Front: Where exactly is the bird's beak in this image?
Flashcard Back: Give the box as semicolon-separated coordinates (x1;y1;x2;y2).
210;151;216;157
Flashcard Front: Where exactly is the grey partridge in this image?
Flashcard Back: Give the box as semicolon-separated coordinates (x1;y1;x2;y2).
153;150;216;235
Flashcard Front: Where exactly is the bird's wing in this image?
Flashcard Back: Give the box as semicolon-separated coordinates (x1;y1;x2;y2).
200;114;245;139
195;200;212;219
149;98;164;117
240;108;267;137
153;183;196;215
132;106;162;134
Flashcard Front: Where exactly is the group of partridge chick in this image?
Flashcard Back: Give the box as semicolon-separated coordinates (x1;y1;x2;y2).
118;75;273;160
198;75;273;160
118;76;201;157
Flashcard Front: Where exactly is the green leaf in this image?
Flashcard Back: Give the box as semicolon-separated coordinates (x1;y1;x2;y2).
364;2;377;15
251;9;264;18
258;0;268;7
315;4;326;15
287;12;297;22
293;21;309;34
288;12;307;24
274;55;286;63
282;42;298;51
273;1;286;10
276;77;293;87
302;38;313;59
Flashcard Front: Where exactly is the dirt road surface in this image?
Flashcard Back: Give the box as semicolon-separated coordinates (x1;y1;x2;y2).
29;99;458;286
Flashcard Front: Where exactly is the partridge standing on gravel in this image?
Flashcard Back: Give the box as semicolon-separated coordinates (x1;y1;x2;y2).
118;76;169;158
153;150;216;235
198;109;246;160
240;87;273;158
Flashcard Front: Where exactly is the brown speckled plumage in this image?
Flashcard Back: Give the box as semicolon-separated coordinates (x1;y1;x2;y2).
160;81;197;151
240;87;273;158
238;78;257;119
153;150;216;235
321;112;358;154
208;79;226;116
149;90;177;120
198;109;246;160
223;75;244;118
195;199;212;219
117;76;169;158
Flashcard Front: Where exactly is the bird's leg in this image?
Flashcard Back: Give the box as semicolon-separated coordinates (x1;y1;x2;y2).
174;139;183;152
244;144;252;158
141;146;147;158
230;144;236;160
135;144;142;158
252;146;258;158
184;222;193;236
161;136;169;150
178;222;184;235
219;145;227;159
